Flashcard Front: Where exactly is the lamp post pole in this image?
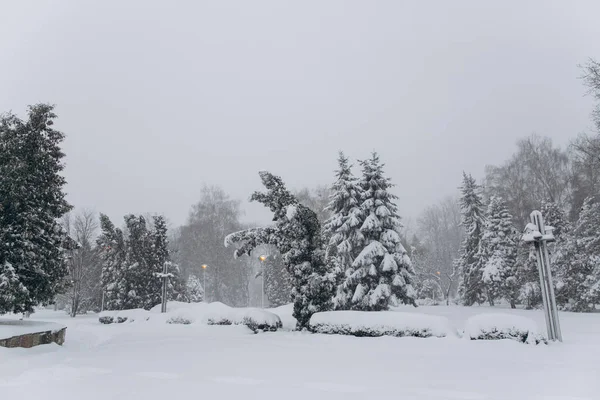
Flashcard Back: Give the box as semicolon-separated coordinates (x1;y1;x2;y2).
523;210;563;342
201;264;208;302
160;261;169;313
258;255;267;308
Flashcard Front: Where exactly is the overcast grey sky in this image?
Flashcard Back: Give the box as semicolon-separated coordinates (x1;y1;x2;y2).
2;1;599;227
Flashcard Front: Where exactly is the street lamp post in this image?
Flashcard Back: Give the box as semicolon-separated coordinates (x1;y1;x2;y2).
523;210;563;342
201;264;208;303
258;255;267;308
159;261;172;314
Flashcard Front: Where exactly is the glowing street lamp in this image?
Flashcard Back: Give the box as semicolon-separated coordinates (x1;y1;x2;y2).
201;264;208;303
258;255;267;308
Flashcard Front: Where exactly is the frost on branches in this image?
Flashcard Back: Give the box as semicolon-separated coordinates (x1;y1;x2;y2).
478;196;519;307
456;172;487;306
336;153;416;311
225;171;336;329
0;104;72;314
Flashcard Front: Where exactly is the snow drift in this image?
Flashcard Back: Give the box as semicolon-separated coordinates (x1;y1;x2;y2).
309;310;451;338
464;313;547;344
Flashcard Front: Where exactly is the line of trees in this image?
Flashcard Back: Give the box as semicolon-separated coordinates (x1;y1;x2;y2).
409;58;600;311
1;58;598;318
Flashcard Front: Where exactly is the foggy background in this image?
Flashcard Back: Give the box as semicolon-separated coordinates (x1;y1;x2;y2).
1;0;599;226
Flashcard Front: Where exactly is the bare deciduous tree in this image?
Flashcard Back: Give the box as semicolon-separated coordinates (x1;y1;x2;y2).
61;210;102;317
485;134;570;225
415;197;464;304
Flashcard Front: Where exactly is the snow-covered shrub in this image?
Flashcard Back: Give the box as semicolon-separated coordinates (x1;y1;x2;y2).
98;309;151;324
166;315;192;325
309;311;450;338
104;301;283;332
464;313;546;344
206;306;282;333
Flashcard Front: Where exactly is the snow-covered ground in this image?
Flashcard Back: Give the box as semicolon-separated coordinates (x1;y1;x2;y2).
1;305;599;400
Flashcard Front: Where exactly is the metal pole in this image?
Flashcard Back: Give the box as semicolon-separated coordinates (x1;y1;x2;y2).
542;241;563;341
262;267;265;309
161;262;168;313
204;268;206;303
528;210;562;342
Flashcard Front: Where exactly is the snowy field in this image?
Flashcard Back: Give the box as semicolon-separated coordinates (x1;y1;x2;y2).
1;305;599;400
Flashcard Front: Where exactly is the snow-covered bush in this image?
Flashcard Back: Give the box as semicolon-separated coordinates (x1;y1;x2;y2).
99;302;282;333
464;313;546;344
308;311;450;338
98;309;151;324
166;315;192;325
206;304;282;333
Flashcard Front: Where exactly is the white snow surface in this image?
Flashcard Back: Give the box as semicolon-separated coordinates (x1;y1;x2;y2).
1;305;599;400
0;319;65;339
309;310;451;337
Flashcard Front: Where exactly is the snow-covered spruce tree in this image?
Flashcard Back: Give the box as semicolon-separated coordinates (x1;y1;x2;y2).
97;214;128;310
456;172;487;306
516;201;570;310
322;152;364;309
122;215;153;309
262;250;293;307
185;274;204;302
478;196;518;307
151;215;186;304
0;104;72;314
541;201;570;240
225;171;336;329
337;152;416;311
515;243;541;310
553;197;600;311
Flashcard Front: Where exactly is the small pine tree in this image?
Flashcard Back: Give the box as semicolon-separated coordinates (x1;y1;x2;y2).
479;196;518;307
185;274;204;302
97;214;128;310
515;241;542;309
263;250;292;307
337;153;416;311
226;171;336;329
456;172;487;306
323;152;364;309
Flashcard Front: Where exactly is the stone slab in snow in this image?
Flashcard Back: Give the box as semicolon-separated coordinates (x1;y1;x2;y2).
0;319;65;339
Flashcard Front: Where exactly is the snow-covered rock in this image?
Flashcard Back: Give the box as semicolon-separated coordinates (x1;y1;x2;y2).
309;310;451;338
464;313;546;344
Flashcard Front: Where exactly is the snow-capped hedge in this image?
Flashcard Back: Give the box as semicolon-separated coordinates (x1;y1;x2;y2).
309;311;451;338
99;302;282;333
464;313;546;345
99;309;151;324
